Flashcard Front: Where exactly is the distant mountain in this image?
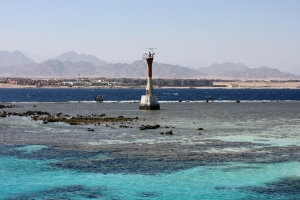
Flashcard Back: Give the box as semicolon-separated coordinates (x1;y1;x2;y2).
63;60;97;75
271;63;300;76
22;51;58;63
56;51;107;66
36;60;70;76
0;59;206;78
0;50;35;67
196;62;299;79
218;66;300;79
1;52;298;79
0;60;69;77
28;60;97;77
153;62;206;78
197;62;249;76
96;62;142;77
96;60;206;78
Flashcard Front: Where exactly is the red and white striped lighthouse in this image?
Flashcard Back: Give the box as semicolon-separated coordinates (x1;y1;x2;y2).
139;48;160;110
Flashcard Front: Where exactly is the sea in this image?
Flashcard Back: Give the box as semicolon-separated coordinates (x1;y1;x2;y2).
0;88;300;199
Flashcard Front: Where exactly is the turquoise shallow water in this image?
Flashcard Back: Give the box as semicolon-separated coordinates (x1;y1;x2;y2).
1;102;300;199
1;155;300;199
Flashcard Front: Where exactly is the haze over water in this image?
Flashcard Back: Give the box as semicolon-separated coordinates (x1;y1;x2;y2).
2;1;300;73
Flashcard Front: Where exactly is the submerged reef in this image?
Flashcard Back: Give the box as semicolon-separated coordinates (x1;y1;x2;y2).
241;177;300;198
1;102;300;176
6;185;111;200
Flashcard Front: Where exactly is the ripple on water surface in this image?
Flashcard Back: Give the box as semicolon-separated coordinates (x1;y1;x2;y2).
14;145;48;154
1;102;300;199
1;155;300;200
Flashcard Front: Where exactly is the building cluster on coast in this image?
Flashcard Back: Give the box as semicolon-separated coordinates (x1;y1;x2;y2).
1;77;300;88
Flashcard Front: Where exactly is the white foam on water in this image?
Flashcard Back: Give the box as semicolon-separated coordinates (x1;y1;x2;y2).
203;147;252;153
14;145;48;154
3;100;300;104
210;135;300;147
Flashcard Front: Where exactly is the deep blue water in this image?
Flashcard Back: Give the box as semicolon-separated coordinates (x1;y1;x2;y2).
0;88;300;102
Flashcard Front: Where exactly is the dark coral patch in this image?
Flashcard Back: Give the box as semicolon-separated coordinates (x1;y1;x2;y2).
6;185;112;200
243;177;300;198
51;158;201;175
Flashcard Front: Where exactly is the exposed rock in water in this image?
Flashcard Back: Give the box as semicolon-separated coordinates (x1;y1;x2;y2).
140;124;160;130
0;104;23;109
119;125;129;128
6;110;140;126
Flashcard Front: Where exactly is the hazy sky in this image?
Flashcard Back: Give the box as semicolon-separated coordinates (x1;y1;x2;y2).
1;0;300;73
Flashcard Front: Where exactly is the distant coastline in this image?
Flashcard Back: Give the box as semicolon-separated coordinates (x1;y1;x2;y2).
1;76;300;89
1;82;300;89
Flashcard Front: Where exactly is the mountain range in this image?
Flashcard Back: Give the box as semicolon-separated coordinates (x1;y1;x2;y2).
197;62;299;79
56;51;107;66
0;50;299;79
197;62;249;76
0;50;35;67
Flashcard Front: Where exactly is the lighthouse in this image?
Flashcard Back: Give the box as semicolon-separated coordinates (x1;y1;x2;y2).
139;48;160;110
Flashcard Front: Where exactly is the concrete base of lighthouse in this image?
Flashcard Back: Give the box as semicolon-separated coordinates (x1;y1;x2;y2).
139;95;160;110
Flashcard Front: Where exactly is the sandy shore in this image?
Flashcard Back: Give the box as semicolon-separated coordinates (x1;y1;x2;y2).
0;83;37;88
0;84;128;89
214;81;300;88
1;82;300;89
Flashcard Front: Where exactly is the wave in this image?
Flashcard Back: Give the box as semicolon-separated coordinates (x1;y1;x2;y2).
2;100;300;104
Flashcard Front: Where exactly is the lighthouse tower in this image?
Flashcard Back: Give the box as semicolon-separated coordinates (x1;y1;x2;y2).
139;48;160;110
